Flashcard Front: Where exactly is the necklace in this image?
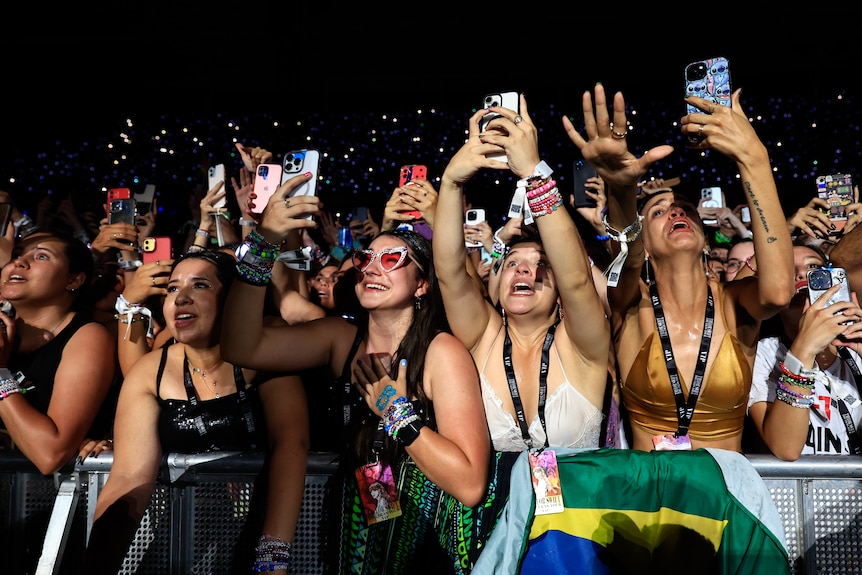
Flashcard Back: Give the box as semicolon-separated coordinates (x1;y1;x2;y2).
188;360;225;398
45;312;72;339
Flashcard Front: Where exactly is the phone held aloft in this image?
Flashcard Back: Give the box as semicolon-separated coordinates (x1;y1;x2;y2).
807;267;854;324
572;160;598;209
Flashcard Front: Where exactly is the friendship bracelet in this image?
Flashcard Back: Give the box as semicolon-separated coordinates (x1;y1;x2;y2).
778;361;816;385
777;378;815;398
114;295;154;340
253;534;291;572
775;386;814;409
196;228;210;238
525;178;558;199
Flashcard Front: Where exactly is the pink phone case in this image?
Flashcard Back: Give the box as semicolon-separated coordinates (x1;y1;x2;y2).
252;163;283;213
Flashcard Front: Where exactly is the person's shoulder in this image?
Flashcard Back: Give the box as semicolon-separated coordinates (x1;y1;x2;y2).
427;330;471;357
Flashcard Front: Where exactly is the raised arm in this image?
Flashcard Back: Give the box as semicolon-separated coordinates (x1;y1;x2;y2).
683;90;794;323
563;85;673;329
435;108;502;349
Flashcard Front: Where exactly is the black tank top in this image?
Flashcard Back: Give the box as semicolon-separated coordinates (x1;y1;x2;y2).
156;344;266;453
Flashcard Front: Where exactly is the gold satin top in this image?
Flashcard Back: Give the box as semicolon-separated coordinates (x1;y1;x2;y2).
621;303;752;441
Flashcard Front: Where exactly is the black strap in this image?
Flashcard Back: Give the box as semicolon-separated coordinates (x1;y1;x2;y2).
834;347;862;454
649;283;714;437
182;352;256;438
341;323;366;427
502;320;559;449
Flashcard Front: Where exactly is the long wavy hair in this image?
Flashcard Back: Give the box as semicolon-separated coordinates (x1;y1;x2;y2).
352;229;450;465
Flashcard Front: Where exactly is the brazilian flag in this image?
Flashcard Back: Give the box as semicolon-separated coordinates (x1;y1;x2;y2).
472;448;790;575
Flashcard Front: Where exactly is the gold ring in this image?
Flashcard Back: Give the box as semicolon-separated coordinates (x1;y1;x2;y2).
513;115;524;124
283;198;291;209
698;124;705;133
611;129;627;139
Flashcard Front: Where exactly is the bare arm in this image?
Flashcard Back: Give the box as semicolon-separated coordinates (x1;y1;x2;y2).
685;90;794;323
0;323;115;474
258;374;309;542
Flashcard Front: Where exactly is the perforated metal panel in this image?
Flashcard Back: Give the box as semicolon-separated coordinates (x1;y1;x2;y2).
811;480;862;575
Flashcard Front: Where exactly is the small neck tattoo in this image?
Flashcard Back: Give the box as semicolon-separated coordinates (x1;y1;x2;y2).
189;360;224;398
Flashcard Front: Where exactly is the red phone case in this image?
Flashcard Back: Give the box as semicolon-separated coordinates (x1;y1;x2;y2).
399;165;427;219
142;236;173;264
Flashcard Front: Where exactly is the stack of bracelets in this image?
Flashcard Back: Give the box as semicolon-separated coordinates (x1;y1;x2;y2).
776;361;816;409
253;534;290;572
0;369;31;400
382;396;425;446
236;229;280;286
526;176;563;218
114;294;154;340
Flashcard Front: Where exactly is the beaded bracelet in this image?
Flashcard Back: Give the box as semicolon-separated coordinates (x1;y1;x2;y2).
596;234;611;241
777;378;815;399
775;386;815;409
253;534;290;572
525;178;558;199
528;188;564;218
778;372;815;390
236;230;280;286
0;371;30;400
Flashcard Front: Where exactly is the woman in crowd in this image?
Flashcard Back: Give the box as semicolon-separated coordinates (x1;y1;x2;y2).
749;242;862;459
565;84;794;452
0;231;116;472
432;94;611;572
220;174;489;575
81;251;309;574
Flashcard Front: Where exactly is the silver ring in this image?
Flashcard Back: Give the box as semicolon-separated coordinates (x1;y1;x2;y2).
698;124;705;133
283;198;291;209
513;115;524;124
151;277;156;287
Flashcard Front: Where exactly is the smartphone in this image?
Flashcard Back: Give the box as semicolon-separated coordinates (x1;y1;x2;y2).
108;197;137;225
808;267;854;324
134;184;157;215
480;91;520;162
251;163;283;214
142;236;173;264
465;208;486;248
741;206;751;224
281;149;319;220
282;149;320;196
816;173;853;235
700;187;724;225
107;188;132;203
0;202;11;237
353;206;369;223
208;164;227;209
398;165;427;219
685;57;731;115
572;160;599;209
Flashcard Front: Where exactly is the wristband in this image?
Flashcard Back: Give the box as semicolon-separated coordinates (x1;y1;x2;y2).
196;228;210;238
517;160;554;187
118;259;143;270
239;217;257;227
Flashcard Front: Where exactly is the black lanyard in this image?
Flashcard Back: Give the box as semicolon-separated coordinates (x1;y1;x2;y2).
503;320;559;450
183;353;256;438
835;347;862;454
649;283;714;438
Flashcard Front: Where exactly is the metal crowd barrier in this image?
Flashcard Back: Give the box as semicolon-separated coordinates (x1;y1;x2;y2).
0;452;860;574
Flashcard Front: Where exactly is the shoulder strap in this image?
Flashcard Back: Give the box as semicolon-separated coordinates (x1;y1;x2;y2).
155;342;171;396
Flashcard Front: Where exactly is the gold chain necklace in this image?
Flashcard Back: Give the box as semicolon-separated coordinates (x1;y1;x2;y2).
188;360;224;398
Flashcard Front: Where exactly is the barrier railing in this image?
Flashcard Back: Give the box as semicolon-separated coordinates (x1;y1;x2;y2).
0;452;859;574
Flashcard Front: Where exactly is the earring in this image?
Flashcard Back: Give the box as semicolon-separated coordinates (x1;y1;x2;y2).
702;249;710;278
644;256;652;286
501;307;507;327
414;296;423;311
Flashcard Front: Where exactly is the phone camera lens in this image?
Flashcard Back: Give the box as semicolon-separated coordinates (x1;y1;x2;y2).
809;270;831;290
259;166;269;178
685;62;708;82
484;96;494;106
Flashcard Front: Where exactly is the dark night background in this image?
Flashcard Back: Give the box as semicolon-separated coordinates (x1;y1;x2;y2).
2;6;860;236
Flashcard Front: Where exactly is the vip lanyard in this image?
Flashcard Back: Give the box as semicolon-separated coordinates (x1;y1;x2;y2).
649;283;714;438
503;320;559;450
835;347;862;454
